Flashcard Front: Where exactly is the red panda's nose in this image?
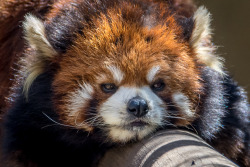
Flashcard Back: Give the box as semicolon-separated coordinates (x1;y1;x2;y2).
127;96;149;117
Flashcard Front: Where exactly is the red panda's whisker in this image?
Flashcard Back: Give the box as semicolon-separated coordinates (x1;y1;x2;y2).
159;121;177;128
42;112;76;129
166;104;179;107
76;115;104;127
83;117;102;126
163;115;187;120
187;124;199;135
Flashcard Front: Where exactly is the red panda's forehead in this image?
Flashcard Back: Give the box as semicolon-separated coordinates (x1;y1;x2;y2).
60;12;195;86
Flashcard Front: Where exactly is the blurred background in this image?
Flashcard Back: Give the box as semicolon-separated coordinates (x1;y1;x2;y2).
197;0;250;97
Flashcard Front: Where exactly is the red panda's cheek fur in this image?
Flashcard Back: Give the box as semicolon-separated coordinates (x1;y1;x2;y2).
152;57;202;126
51;68;111;132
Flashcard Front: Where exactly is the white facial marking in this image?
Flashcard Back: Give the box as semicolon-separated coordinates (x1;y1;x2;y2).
172;92;194;118
95;74;108;83
67;83;93;116
106;65;124;84
147;66;161;83
100;86;165;142
109;126;157;143
109;127;136;143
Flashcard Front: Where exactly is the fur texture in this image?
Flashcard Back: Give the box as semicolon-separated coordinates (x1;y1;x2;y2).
0;0;249;167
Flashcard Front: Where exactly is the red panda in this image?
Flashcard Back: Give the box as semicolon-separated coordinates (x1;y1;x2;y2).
0;0;249;167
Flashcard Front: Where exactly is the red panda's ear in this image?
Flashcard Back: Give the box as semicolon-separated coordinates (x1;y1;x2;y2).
190;7;224;74
24;14;57;59
23;14;57;96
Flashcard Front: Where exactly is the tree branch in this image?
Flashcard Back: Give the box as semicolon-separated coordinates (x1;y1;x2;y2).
99;130;238;167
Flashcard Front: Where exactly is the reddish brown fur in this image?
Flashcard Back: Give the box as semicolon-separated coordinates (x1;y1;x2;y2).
0;0;197;114
52;2;202;128
0;0;201;130
0;0;201;150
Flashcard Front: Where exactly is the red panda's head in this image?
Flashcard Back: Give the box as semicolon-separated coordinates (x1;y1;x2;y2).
22;0;223;143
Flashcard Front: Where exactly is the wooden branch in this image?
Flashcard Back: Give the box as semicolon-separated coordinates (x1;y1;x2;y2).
99;130;238;167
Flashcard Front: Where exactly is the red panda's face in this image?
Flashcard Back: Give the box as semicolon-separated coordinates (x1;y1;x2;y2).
22;2;221;143
52;13;202;143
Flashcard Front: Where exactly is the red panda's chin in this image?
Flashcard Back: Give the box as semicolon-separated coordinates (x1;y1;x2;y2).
107;124;157;143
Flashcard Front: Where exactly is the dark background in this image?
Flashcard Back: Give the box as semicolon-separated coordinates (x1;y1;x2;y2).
196;0;250;97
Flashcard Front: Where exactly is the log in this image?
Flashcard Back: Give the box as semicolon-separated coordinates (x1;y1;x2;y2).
99;130;238;167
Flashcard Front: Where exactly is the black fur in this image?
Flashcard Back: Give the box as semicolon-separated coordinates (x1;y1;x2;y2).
193;67;226;140
193;67;250;166
175;16;194;41
3;72;111;167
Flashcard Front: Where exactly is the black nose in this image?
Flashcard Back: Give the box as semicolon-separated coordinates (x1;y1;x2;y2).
127;96;149;117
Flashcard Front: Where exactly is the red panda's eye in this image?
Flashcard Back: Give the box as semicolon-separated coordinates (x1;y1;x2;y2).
151;80;165;92
101;83;117;93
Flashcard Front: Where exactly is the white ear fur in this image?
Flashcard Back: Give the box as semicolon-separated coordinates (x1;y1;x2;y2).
24;14;56;58
190;7;224;74
23;14;57;97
